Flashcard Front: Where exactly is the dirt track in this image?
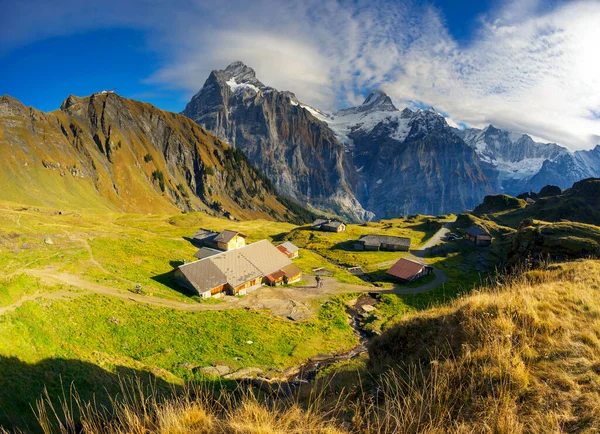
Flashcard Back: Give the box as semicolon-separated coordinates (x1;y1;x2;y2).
1;221;456;319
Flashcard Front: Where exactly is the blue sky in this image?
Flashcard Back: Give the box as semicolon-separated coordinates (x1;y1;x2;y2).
0;28;187;112
1;0;598;150
0;0;497;112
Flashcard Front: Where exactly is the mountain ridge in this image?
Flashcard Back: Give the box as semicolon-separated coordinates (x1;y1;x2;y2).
183;61;493;220
0;92;306;222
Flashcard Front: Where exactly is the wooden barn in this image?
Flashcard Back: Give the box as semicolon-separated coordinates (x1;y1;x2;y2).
386;258;433;283
191;229;248;251
177;240;299;298
312;219;346;232
465;226;492;246
355;235;411;251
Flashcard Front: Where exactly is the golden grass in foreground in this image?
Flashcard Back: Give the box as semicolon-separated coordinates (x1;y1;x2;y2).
368;259;600;433
9;259;600;433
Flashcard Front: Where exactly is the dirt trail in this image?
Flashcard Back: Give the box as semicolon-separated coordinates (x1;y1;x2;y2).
0;289;80;316
1;220;456;317
24;268;235;312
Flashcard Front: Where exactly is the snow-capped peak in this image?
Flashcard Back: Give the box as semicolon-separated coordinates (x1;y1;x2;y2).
220;61;264;89
335;90;398;117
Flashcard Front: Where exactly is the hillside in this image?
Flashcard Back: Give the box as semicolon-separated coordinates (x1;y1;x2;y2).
0;93;304;222
367;259;600;432
15;259;600;433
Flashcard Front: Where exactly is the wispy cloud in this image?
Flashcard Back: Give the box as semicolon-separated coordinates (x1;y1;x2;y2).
2;0;599;150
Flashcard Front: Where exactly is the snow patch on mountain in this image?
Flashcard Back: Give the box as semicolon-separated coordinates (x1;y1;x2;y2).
226;78;261;95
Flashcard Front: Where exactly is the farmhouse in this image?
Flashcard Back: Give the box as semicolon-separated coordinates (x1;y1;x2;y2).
312;219;346;232
386;258;433;283
192;229;248;251
355;235;411;251
176;240;298;298
276;241;300;259
465;225;493;246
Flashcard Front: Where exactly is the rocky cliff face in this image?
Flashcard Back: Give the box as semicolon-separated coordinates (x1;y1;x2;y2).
183;62;370;221
343;107;492;217
183;62;493;219
0;93;301;221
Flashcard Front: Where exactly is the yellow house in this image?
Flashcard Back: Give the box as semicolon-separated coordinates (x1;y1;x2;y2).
213;230;248;251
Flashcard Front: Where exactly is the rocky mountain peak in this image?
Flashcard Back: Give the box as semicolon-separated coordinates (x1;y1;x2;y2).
218;61;264;89
400;107;414;118
335;90;398;117
362;90;397;110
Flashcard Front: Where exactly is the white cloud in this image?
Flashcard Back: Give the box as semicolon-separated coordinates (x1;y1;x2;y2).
2;0;599;150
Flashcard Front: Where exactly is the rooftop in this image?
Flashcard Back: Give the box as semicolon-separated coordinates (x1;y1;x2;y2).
359;234;411;247
465;225;491;237
386;258;431;281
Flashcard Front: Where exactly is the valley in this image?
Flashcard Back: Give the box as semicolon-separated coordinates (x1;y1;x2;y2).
0;197;505;430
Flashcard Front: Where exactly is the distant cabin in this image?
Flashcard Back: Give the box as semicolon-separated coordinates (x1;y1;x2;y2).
465;225;492;246
192;229;248;251
356;235;411;252
276;241;300;259
386;258;433;283
312;219;346;232
176;240;301;298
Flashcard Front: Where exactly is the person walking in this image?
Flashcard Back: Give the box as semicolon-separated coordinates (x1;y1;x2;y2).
315;275;321;288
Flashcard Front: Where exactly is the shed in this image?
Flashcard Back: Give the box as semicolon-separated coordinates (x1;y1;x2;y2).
276;241;300;259
265;270;286;286
465;226;492;246
356;235;411;251
281;263;303;284
386;258;433;283
322;221;346;232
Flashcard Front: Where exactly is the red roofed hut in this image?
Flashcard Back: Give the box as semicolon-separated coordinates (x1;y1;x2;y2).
386;258;433;283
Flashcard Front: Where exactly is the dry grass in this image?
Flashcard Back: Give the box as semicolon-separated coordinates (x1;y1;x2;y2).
12;259;600;433
32;379;347;434
367;259;600;433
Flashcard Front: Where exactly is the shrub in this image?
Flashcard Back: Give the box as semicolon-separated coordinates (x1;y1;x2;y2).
151;170;165;192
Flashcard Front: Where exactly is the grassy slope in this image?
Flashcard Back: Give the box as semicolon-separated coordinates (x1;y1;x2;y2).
0;94;296;222
15;259;600;434
367;259;600;432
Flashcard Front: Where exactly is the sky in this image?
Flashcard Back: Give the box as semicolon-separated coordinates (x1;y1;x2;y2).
1;0;599;150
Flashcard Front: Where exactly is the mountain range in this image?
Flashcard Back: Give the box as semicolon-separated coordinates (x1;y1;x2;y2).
0;92;304;222
183;61;600;220
2;61;597;222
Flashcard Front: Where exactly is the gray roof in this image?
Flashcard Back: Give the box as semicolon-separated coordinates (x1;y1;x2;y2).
177;259;228;294
312;218;328;227
178;240;292;293
359;235;411;247
211;250;263;288
193;247;222;260
465;225;491;237
193;229;218;242
214;230;247;243
239;240;292;276
323;221;345;229
279;241;300;253
281;263;302;278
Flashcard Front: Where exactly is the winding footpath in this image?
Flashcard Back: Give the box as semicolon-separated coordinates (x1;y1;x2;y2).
0;219;456;317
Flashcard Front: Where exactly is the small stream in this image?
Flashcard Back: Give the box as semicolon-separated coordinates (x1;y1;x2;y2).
275;294;377;384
